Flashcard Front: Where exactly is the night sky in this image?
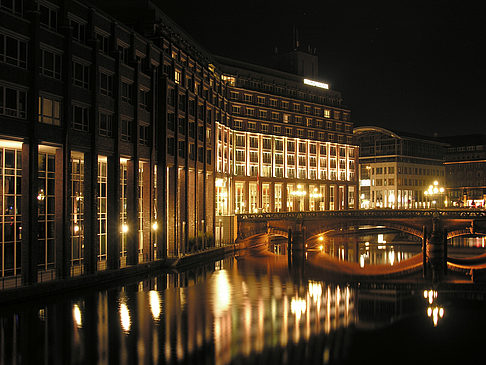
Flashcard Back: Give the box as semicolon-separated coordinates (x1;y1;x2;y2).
156;1;486;137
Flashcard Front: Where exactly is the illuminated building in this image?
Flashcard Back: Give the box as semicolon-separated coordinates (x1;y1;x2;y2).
440;134;486;208
214;57;358;220
0;0;356;286
354;126;447;209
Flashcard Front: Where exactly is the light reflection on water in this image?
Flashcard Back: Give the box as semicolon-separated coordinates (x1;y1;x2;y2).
0;258;365;365
1;245;486;364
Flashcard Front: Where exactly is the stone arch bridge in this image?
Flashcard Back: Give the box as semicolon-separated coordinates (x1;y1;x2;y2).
237;209;486;244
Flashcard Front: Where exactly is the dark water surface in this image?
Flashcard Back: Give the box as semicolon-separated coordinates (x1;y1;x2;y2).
1;237;486;364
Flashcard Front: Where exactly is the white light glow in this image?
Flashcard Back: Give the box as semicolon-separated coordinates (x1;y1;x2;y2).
304;78;329;89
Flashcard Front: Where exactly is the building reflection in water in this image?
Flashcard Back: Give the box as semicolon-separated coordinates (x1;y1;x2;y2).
320;232;421;266
0;256;437;364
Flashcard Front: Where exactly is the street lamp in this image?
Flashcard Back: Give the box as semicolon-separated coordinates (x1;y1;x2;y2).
424;180;445;209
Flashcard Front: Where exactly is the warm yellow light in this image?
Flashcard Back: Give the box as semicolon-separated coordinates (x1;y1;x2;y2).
319;245;323;251
215;178;224;187
122;224;129;233
152;222;158;230
434;181;438;186
212;270;231;315
73;304;82;328
290;297;306;321
149;291;161;320
318;236;324;241
120;303;131;333
73;225;79;233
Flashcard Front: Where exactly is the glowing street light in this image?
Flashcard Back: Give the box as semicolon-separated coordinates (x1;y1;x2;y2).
424;180;446;209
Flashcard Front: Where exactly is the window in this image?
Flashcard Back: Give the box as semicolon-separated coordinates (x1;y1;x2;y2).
100;72;113;96
0;84;26;119
96;32;110;55
249;136;258;148
139;88;151;111
257;96;265;105
178;140;186;158
121;81;133;104
39;2;58;30
118;44;129;65
174;70;181;84
262;138;271;150
0;32;27;68
235;134;245;147
41;48;62;79
247;122;256;131
70;18;86;43
99;111;113;137
233;119;243;130
72;61;90;88
1;0;23;15
72;104;89;132
38;95;61;126
285;127;292;136
0;147;22;277
324;109;330;118
121;118;132;142
139;124;150;146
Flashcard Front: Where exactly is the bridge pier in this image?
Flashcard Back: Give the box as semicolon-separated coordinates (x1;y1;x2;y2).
425;216;447;282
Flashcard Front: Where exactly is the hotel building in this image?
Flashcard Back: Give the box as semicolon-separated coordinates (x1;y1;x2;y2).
354;126;447;209
0;0;357;287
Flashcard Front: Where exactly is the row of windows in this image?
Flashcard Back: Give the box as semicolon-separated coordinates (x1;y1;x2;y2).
232;120;352;144
372;166;444;177
229;91;348;120
231;105;351;132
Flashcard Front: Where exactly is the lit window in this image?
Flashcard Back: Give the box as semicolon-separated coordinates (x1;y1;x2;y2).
38;95;61;126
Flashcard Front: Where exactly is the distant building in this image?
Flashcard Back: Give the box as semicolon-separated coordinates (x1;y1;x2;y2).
354;126;447;209
440;134;486;208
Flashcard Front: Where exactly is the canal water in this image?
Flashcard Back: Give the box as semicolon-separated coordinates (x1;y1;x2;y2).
1;235;486;364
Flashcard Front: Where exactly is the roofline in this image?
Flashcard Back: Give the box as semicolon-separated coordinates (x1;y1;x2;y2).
353;126;401;139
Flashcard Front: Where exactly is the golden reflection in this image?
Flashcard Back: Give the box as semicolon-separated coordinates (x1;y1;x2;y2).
149;291;161;321
212;270;231;315
308;281;322;302
427;306;445;327
291;296;306;322
73;304;82;328
424;289;444;327
119;302;131;333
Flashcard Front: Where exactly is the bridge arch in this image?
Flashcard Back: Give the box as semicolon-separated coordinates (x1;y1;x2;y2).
304;220;424;244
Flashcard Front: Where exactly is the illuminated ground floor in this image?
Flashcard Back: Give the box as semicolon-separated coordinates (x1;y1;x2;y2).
214;175;357;214
0;138;214;288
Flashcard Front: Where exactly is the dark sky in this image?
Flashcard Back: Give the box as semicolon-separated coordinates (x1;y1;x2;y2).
156;1;486;137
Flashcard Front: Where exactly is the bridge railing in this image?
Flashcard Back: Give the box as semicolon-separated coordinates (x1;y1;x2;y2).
237;209;486;222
